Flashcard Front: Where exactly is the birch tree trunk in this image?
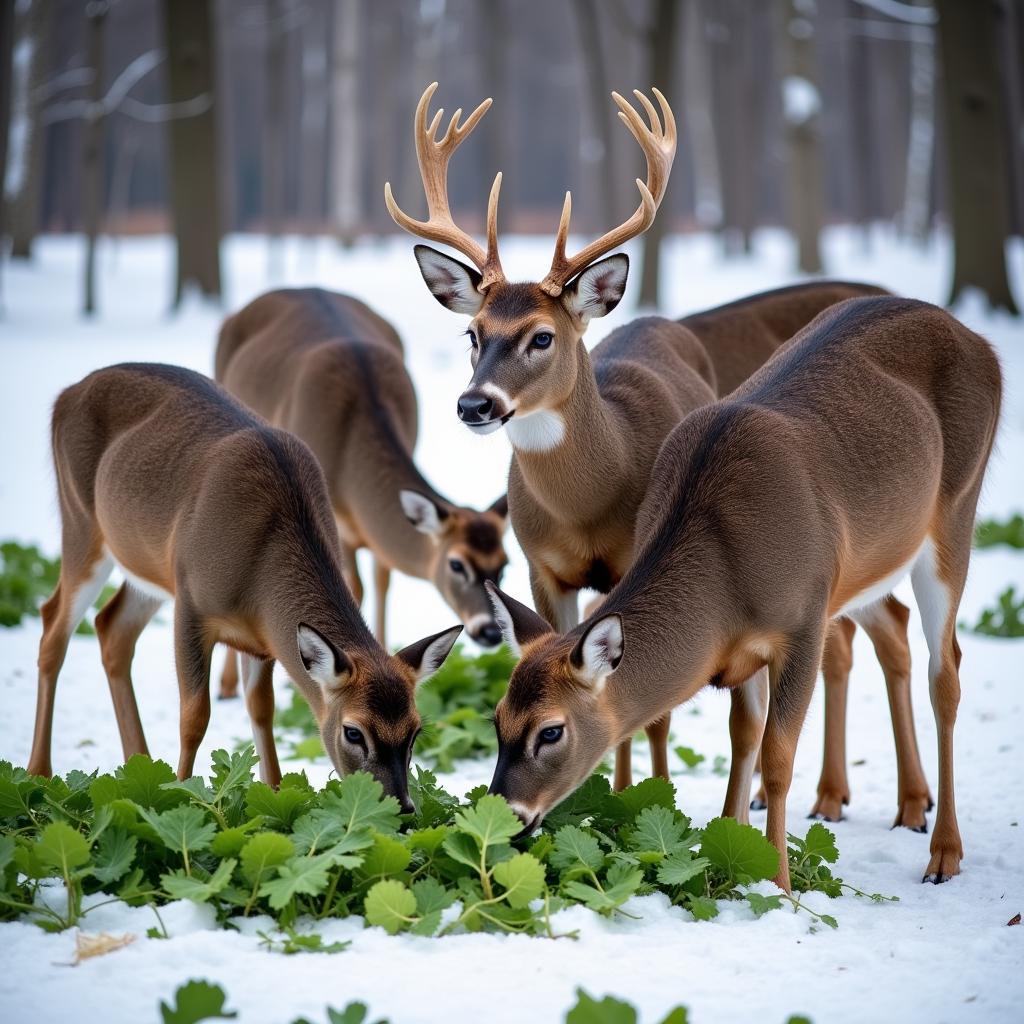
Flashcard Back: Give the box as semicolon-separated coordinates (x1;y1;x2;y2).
82;1;108;317
332;0;362;244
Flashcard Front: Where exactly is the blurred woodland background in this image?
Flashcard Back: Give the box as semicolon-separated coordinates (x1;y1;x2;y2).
0;0;1021;315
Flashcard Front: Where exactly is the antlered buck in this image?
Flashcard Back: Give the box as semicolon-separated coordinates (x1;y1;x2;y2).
27;365;463;809
215;287;510;688
486;296;1001;889
387;82;925;829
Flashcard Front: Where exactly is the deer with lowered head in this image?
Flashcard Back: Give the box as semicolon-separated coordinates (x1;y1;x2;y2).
214;287;510;698
27;364;463;810
386;82;928;831
485;295;1001;890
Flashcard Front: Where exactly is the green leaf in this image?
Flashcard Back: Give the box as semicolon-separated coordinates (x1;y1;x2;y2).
209;820;262;858
326;1004;373;1024
412;876;454;916
290;809;346;856
544;774;613;830
358;833;411;880
162;859;236;903
240;833;296;885
259;853;334;910
614;777;677;819
138;805;217;858
159;979;237;1024
116;755;183;810
90;828;137;885
686;894;719;921
745;891;784;918
656;850;709;887
442;831;482;871
628;806;691;857
210;746;259;800
324;772;401;835
245;781;312;831
659;1010;690;1024
699;817;779;884
493;852;545;908
674;745;705;770
364;879;417;934
35;822;90;875
453;795;522;852
565;989;638;1024
550;826;605;874
564;862;642;915
802;822;839;864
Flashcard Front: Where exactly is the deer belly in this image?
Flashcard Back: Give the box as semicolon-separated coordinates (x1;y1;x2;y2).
833;541;924;618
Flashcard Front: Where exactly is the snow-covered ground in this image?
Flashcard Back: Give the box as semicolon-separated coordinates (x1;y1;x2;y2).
1;229;1022;1024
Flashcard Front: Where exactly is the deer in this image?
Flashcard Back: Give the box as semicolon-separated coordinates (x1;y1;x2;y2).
385;82;929;831
26;363;464;811
213;287;510;698
484;295;1001;890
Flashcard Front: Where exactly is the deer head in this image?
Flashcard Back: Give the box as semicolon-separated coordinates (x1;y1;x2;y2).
482;584;624;830
386;83;676;450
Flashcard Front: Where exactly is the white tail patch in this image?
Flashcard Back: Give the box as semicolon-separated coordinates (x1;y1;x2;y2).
910;537;951;687
68;553;115;629
506;409;565;452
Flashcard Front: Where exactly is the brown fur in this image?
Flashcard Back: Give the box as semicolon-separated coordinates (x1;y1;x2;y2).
490;296;1001;890
27;363;462;808
215;288;508;666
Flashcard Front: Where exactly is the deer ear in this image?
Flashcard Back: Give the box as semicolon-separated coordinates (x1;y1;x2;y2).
297;624;353;692
485;582;552;657
487;493;509;524
569;614;623;691
413;244;485;315
396;624;464;683
400;490;448;536
562;254;629;324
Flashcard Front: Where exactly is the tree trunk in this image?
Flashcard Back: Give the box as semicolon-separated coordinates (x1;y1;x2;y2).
332;0;362;244
570;0;619;231
9;0;51;260
162;0;222;308
264;0;286;277
779;0;823;274
683;0;722;229
638;0;680;308
0;0;12;303
82;2;107;317
900;4;935;244
936;0;1018;312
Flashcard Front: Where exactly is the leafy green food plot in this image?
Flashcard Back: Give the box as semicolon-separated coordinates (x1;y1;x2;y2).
0;749;890;939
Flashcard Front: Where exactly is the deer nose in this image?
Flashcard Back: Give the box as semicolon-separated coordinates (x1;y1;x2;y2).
475;621;503;647
398;795;415;816
457;393;494;422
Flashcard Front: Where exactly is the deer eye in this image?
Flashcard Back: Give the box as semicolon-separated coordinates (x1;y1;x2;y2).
343;725;365;746
539;725;564;744
531;332;553;350
466;329;478;349
449;558;467;577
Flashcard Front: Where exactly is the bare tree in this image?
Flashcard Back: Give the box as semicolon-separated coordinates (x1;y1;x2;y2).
779;0;824;273
264;0;286;276
81;0;108;317
332;0;362;244
935;0;1018;313
162;0;222;307
900;3;936;242
0;0;13;301
8;0;52;260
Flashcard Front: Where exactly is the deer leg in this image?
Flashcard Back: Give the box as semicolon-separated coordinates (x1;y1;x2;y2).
761;625;825;892
241;654;281;788
218;647;240;700
173;600;213;780
528;564;579;633
912;532;970;884
751;747;766;811
374;557;391;646
614;739;633;790
723;667;768;824
28;544;113;777
855;596;933;832
95;582;162;762
810;617;855;822
645;713;672;780
339;541;364;607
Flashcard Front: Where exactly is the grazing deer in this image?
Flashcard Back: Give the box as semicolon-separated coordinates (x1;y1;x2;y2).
214;287;509;699
26;364;462;809
487;296;1001;890
387;83;925;827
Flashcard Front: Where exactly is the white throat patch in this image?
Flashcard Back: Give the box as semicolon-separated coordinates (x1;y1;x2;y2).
505;409;565;452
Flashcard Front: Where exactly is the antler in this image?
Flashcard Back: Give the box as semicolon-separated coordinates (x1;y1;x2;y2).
540;88;677;297
385;82;505;291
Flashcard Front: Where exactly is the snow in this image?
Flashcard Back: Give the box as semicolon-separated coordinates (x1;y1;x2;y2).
1;228;1023;1023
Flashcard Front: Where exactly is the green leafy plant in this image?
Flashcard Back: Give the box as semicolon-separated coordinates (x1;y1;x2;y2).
964;586;1024;638
0;540;117;634
274;644;517;768
160;979;238;1024
673;746;705;771
975;513;1024;549
0;749;890;940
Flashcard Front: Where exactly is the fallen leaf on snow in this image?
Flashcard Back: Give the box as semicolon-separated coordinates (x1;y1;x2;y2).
1008;913;1021;926
69;931;136;965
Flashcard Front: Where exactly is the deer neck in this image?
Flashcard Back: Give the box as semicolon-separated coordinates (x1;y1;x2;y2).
509;341;629;520
346;429;445;581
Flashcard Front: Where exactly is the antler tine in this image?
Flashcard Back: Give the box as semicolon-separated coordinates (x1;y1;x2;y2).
384;83;505;289
540;88;677;297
